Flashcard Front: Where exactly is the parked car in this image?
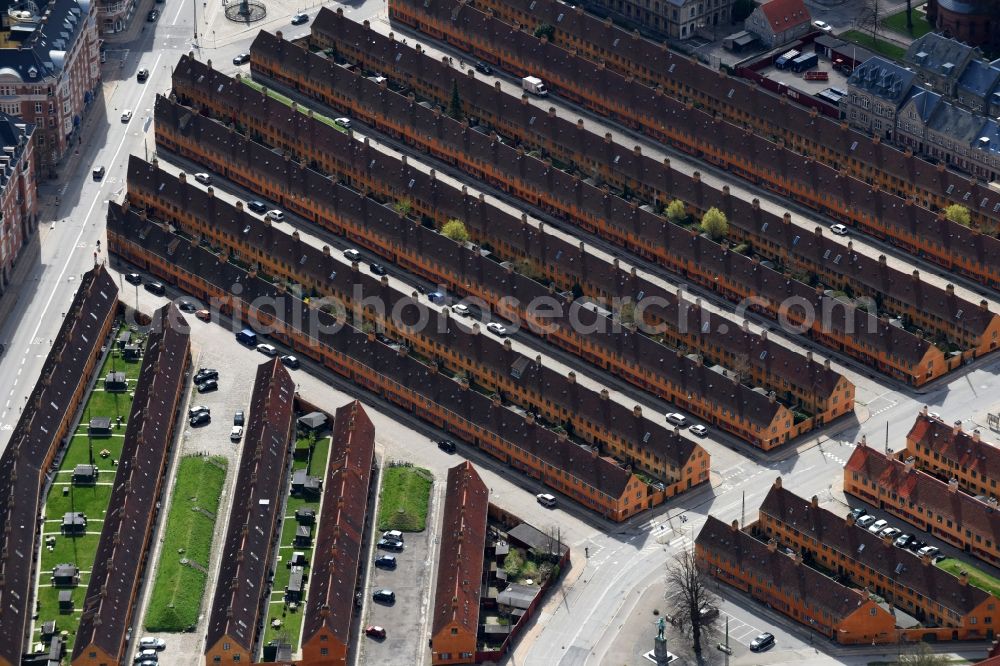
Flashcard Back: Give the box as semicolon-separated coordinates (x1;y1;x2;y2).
246;199;267;214
189;405;210;418
374;555;397;569
486;322;508;336
907;539;926;552
343;248;361;261
880;527;901;539
92;166;106;180
256;343;277;356
856;514;877;528
195;309;210;321
265;209;284;222
427;291;445;303
234;410;245;426
230;426;244;441
178;300;196;312
194;172;212;185
749;632;775;652
382;530;404;543
665;413;688;428
849;507;867;520
194;369;218;384
138;637;166;650
233;53;250;65
134;649;158;663
894;534;914;548
699;606;720;621
451;304;471;317
136;68;149;82
812;20;833;32
280;354;300;368
197;378;218;393
475;61;493;75
867;519;888;534
125;272;142;285
689;424;708;437
147;9;159;20
334;117;351;129
369;262;387;276
536;493;557;508
121;109;133;123
291;11;309;24
144;281;166;296
438;439;457;453
917;545;940;559
365;625;387;639
189;411;211;427
372;589;395;603
830;223;849;236
377;538;404;551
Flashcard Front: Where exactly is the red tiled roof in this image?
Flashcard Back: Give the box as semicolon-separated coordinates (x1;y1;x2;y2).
847;446;1000;550
432;462;489;638
758;0;811;30
907;413;1000;482
302;401;376;647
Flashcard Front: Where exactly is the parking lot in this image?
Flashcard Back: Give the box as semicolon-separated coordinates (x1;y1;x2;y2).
359;484;441;666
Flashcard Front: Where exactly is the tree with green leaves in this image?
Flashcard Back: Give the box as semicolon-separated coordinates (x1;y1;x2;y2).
534;23;555;40
442;218;470;243
700;207;729;240
945;204;971;227
448;80;464;120
665;199;687;222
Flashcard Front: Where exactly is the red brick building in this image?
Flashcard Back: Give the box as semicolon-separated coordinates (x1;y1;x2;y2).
0;112;36;295
926;0;1000;52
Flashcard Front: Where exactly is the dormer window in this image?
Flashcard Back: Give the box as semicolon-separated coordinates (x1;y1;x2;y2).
27;67;37;78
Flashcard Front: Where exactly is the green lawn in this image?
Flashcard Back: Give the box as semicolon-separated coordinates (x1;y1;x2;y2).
378;466;433;532
936;558;1000;598
145;456;228;632
241;78;347;132
882;8;932;38
261;436;332;649
840;30;907;61
34;325;145;647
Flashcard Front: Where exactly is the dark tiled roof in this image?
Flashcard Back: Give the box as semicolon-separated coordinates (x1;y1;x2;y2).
759;483;992;615
904;33;977;79
386;0;1000;252
302;401;376;647
107;203;637;502
848;57;918;105
204;359;296;653
0;112;33;192
846;445;1000;552
308;12;995;344
234;36;935;367
697;515;873;622
907;413;1000;482
432;462;488;637
0;266;118;666
0;0;91;83
72;304;191;662
154;93;846;405
127;155;709;464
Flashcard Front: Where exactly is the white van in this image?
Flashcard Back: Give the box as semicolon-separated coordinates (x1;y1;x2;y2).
536;493;557;508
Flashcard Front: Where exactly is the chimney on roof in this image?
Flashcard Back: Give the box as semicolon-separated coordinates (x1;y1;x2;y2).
846;512;856;526
954;420;963;435
693;171;701;184
178;172;186;183
806;351;813;363
981;299;989;311
567;371;576;384
773;476;782;489
960;570;969;586
633;145;641;156
811;495;819;508
904;456;915;473
946;283;955;296
912;270;920;281
730;519;739;532
767;539;778;553
503;339;512;351
860;435;868;447
922;404;929;417
949;478;959;493
604;132;612;143
600;389;609;400
633;405;642;418
815;226;823;236
974;429;981;442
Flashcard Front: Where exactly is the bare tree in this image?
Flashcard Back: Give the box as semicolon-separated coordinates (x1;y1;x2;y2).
665;549;719;662
897;642;951;665
855;0;882;44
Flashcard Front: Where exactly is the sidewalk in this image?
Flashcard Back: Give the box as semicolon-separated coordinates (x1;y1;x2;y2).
101;0;157;46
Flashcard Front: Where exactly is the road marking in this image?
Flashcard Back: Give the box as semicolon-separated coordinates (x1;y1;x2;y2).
27;51;163;349
170;0;187;25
